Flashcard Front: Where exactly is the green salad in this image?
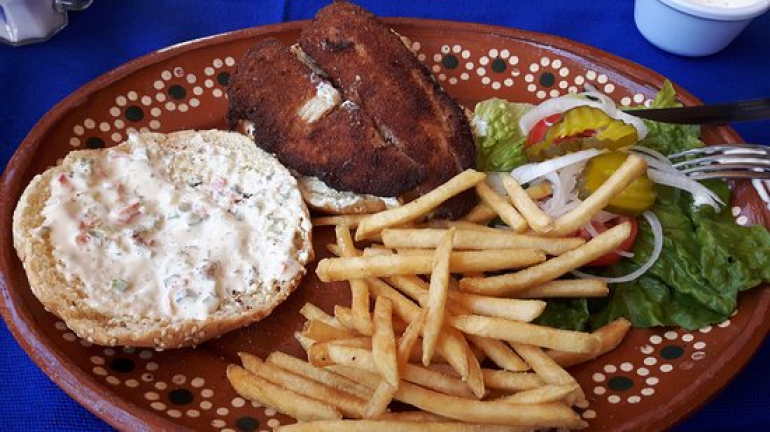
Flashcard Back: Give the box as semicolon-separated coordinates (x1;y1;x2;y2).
472;81;770;331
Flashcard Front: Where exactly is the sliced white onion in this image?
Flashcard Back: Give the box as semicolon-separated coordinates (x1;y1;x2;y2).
485;172;508;196
593;210;621;224
541;169;585;218
583;223;600;238
519;94;612;134
540;171;568;216
571;211;663;284
631;145;724;210
511;149;603;185
518;91;648;140
630;146;681;174
646;170;723;210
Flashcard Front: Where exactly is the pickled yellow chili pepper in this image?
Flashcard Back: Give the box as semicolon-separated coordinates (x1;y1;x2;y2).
580;151;656;216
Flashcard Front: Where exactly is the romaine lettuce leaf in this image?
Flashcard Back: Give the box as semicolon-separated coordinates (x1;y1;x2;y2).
473;98;531;171
635;81;706;155
534;298;589;331
590;184;770;330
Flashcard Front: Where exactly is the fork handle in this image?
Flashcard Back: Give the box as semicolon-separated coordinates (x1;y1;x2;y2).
626;98;770;124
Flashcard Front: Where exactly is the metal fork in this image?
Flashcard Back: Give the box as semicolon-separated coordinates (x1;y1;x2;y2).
668;144;770;180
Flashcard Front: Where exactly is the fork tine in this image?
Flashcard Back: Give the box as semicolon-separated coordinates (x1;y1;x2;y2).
669;143;770;160
680;163;770;174
686;171;770;181
672;154;770;169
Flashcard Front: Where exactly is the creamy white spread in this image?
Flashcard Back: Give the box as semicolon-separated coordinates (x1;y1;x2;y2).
297;81;341;124
41;134;305;321
297;175;400;209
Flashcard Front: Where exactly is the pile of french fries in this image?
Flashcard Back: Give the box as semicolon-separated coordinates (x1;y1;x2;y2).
228;160;647;430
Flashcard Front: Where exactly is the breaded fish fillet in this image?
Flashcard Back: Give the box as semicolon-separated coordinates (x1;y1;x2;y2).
227;38;425;197
299;1;478;218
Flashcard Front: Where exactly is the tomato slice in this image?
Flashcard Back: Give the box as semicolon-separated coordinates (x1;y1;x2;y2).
579;216;639;267
526;113;561;146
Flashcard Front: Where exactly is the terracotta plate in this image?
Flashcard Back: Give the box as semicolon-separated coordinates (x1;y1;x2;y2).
1;18;769;432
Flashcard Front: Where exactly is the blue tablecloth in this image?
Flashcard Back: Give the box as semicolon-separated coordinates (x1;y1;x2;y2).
1;1;769;430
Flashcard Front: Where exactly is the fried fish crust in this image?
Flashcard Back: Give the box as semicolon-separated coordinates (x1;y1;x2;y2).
227;38;425;197
299;1;478;218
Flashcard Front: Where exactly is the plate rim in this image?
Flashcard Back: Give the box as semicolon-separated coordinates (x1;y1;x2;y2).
1;16;768;432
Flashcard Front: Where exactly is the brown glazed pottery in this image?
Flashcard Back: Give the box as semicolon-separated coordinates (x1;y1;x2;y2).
1;18;769;432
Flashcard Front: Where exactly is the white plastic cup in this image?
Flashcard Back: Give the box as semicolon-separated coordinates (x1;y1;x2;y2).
0;0;92;46
634;0;770;56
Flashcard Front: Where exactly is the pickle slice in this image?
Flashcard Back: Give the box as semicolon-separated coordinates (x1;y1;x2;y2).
525;107;638;162
580;151;656;216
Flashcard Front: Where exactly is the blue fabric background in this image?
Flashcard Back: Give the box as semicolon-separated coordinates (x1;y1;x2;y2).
1;1;769;430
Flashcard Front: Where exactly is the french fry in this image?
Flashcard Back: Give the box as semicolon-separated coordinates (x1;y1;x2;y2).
309;344;376;369
459;222;631;296
423;228;455;365
461;202;498;224
365;277;422;322
239;353;367;418
395;246;545;267
304;320;359;342
547;317;632;367
398;310;427;365
226;365;342;421
266;352;373;400
510;343;583;403
447;291;546;322
463;182;552;224
328;337;373;349
463;345;487;399
365;382;398;419
496;384;580;404
326;243;343;257
366;277;470;380
450;315;601;354
316;249;544;281
335;225;374;336
299;303;345;329
294;332;316;353
388;381;583;427
426;219;501;232
333;306;359;332
374;411;452;422
312;214;372;228
328;366;583;428
325;355;475;398
392;316;411;334
326;364;382;388
515;279;609;298
403;363;477;399
465;334;529;372
548;154;647;236
475;181;528;233
349;282;373;335
385;275;431;305
381;274;499;394
482;369;545;392
372;297;399;388
276;420;531;431
355;169;486;240
502;175;554;234
381;228;584;256
525;181;553;201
